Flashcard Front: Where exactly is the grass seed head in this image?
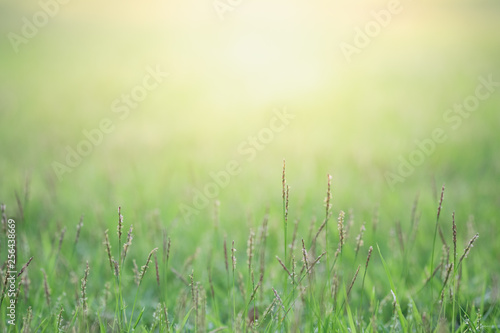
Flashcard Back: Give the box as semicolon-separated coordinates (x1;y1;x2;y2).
166;236;171;265
154;251;160;287
452;212;457;264
437;184;445;222
81;261;89;314
355;222;366;256
171;267;189;286
75;215;84;246
346;264;361;301
290;218;299;254
189;271;195;306
231;240;237;274
17;257;33;278
337;210;345;251
132;259;140;286
276;256;292;281
440;263;453;303
325;174;332;220
285;185;290;221
248;283;260;305
282;159;286;200
140;248;158;285
117;206;123;242
308;251;326;275
262;299;276;321
247;229;255;273
208;268;215;299
258;212;269;292
20;274;31;302
113;260;119;278
224;237;229;274
331;273;339;306
22;306;33;333
104;230;114;274
365;246;373;270
237;271;246;299
122;224;133;264
1;203;6;234
301;239;310;274
162;302;170;331
162;230;167;263
475;309;484;331
440;245;450;278
458;233;479;268
396;220;405;253
272;287;285;312
41;269;51;306
58;227;66;253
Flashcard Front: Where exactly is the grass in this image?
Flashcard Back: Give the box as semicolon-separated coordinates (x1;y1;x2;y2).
1;1;500;331
0;164;497;332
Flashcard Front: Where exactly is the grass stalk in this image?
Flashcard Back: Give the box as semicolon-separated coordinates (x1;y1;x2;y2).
128;248;157;333
430;184;445;305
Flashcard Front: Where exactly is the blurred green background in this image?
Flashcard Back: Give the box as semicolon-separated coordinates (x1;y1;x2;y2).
0;0;499;252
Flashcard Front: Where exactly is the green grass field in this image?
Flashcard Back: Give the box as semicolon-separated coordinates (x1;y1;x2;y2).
1;0;499;331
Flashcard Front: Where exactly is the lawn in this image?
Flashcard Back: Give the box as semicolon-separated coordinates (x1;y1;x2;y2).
0;0;499;331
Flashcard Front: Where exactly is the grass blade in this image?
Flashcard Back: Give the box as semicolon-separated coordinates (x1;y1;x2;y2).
377;244;408;333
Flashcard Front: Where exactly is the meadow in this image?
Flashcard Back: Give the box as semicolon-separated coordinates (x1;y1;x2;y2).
0;0;499;331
